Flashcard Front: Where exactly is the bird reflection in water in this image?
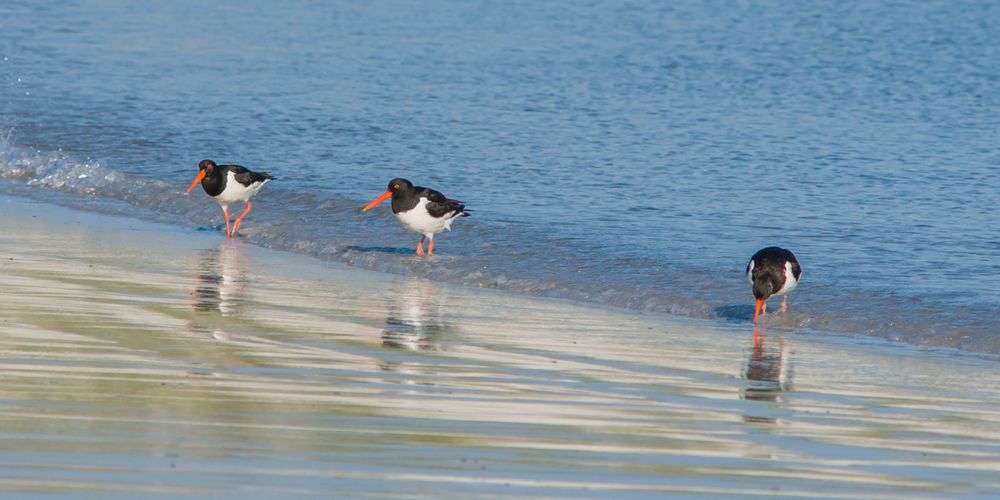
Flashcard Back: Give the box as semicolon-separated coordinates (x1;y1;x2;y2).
190;242;250;316
380;278;454;352
376;278;459;377
742;326;792;423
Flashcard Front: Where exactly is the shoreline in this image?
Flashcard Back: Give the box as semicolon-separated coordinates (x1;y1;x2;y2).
1;193;1000;497
2;179;998;359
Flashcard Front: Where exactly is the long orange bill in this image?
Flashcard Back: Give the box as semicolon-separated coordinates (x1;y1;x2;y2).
753;298;765;324
361;191;392;212
186;170;207;193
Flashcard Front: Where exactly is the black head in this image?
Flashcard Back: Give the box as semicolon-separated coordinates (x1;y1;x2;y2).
752;277;774;301
362;178;415;212
386;178;413;194
198;159;217;172
188;160;218;193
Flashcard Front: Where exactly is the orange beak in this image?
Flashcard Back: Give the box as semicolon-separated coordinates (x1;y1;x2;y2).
186;170;207;193
753;298;765;324
361;190;393;212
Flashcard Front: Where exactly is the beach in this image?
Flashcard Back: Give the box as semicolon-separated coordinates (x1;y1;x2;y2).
0;193;998;498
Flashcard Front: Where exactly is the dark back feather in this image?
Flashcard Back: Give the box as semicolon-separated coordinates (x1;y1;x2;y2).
416;186;469;218
226;165;274;186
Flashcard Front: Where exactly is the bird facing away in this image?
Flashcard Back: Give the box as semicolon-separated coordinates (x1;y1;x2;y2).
361;178;469;256
187;159;274;239
746;246;801;324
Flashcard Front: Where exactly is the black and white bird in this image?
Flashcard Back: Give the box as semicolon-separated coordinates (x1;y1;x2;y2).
746;247;802;324
361;178;469;256
186;159;274;239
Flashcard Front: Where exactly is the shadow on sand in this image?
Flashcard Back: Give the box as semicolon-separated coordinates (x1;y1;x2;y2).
715;303;755;322
342;245;414;255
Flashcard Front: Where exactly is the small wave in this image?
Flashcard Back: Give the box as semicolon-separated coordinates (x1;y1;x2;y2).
0;131;157;197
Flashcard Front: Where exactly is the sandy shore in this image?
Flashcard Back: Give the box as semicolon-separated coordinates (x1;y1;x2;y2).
0;193;999;498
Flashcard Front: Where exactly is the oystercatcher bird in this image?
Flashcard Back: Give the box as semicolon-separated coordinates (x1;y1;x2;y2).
746;247;801;324
186;159;274;239
361;178;469;256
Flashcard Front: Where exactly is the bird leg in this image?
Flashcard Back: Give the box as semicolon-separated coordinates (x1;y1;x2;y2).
426;238;435;256
780;296;788;313
416;236;426;256
231;201;253;237
222;207;232;239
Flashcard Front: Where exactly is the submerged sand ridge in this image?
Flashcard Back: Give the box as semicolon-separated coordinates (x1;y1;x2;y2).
0;194;999;498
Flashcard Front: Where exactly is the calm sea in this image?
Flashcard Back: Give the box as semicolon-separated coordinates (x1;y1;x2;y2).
1;1;998;352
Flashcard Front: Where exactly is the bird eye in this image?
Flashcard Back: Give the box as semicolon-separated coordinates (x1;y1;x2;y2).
393;184;399;189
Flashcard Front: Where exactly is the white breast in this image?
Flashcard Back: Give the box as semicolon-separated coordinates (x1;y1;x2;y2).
214;171;269;208
394;198;461;238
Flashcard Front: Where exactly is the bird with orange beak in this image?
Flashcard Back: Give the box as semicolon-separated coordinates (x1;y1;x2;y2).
746;247;801;324
186;159;274;239
361;178;469;256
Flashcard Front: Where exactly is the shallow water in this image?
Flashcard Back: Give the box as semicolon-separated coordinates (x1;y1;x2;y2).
1;1;999;351
1;195;1000;497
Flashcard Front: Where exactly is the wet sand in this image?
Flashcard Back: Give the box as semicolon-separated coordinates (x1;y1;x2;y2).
1;194;999;498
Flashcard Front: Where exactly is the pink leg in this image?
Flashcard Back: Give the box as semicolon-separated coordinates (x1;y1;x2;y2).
416;236;426;256
231;201;253;237
780;296;788;313
222;207;232;239
426;238;435;256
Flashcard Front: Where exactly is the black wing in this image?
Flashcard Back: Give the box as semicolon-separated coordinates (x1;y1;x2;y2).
227;165;275;185
749;247;799;282
418;187;469;218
